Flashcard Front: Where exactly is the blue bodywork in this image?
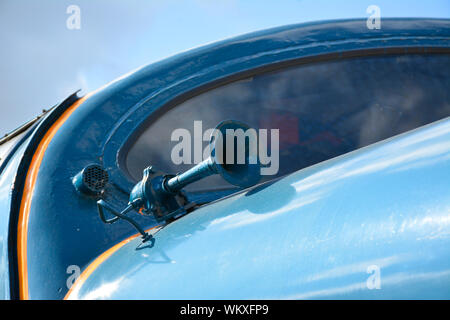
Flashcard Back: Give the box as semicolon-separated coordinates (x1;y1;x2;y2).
0;18;449;299
69;118;450;299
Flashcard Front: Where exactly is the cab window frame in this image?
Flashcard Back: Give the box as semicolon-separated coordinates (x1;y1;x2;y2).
102;46;450;199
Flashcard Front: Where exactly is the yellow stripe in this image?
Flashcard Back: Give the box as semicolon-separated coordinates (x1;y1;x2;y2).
64;226;159;300
17;94;90;299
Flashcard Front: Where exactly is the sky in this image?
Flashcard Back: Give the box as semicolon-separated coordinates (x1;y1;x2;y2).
0;0;449;134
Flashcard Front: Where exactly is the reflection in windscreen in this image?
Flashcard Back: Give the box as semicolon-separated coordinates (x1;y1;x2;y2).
126;54;450;192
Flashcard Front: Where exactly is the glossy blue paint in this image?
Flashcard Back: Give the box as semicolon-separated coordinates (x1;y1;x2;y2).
20;93;159;299
0;135;34;299
0;119;41;299
69;117;450;299
0;18;448;299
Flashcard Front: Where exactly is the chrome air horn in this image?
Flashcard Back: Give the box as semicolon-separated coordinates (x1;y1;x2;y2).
97;120;261;239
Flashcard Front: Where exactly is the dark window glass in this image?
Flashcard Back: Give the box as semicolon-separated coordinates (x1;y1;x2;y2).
125;54;450;191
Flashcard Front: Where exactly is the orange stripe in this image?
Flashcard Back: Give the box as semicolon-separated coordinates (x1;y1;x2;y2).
64;226;159;300
17;94;91;300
